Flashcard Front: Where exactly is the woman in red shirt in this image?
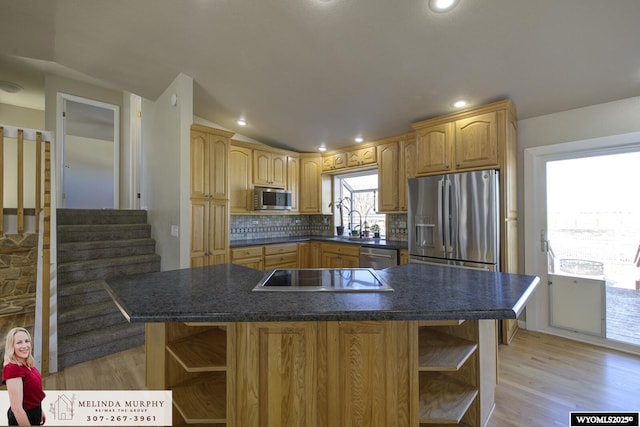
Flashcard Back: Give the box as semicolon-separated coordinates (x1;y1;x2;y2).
2;327;46;426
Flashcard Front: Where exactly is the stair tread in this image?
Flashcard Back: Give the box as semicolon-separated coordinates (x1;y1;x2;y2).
58;279;108;295
59;322;145;354
59;300;121;322
58;238;155;250
58;223;150;231
58;254;161;272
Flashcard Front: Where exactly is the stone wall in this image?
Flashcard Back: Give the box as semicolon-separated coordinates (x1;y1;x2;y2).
0;234;38;316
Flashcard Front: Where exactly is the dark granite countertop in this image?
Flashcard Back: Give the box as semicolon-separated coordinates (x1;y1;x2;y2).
230;236;408;250
104;263;539;323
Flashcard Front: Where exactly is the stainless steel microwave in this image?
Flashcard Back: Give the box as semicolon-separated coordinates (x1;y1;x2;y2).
254;187;292;210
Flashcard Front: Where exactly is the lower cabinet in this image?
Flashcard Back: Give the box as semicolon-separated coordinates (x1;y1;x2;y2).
320;242;360;268
146;319;496;427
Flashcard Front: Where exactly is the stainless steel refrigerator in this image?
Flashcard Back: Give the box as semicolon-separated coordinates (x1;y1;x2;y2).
408;169;499;271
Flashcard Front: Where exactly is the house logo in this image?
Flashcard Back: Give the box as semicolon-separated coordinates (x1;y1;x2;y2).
49;393;75;421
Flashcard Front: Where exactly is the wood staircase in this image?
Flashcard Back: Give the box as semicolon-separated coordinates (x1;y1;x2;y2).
56;209;160;369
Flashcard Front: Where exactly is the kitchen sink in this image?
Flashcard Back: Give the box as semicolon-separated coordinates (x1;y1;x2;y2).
252;268;394;292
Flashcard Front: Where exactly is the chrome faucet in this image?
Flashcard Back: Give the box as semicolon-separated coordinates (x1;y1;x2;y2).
351;210;362;237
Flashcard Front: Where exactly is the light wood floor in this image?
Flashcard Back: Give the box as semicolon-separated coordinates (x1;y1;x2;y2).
38;329;640;426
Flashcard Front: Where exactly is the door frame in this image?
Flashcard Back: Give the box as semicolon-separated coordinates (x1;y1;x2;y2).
524;130;640;354
56;92;120;208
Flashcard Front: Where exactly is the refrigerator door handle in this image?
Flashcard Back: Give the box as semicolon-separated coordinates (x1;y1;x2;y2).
443;178;452;254
437;178;446;251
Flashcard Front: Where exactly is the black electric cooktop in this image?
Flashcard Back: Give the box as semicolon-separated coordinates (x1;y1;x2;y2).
252;268;394;292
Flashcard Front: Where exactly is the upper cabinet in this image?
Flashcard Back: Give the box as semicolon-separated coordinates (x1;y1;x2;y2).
454;111;499;170
412;101;509;175
229;143;253;213
347;146;376;167
287;155;300;212
253;149;287;188
322;152;347;171
190;126;232;200
377;142;399;213
415;122;454;175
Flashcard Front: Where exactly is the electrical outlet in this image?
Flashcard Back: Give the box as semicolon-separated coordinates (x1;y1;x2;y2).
252;220;260;225
171;225;179;237
399;221;407;228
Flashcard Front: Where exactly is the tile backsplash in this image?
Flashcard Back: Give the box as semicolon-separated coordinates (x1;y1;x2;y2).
386;214;409;241
230;213;409;242
230;215;333;241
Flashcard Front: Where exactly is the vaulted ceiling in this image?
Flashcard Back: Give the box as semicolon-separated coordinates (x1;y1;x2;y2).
1;0;640;152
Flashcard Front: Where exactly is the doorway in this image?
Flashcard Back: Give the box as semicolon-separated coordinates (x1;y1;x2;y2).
58;93;119;208
525;134;640;352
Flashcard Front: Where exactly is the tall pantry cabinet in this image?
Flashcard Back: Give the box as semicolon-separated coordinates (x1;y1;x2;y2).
190;124;234;267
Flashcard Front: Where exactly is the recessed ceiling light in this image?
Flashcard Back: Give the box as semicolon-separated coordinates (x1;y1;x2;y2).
0;80;23;94
318;146;327;152
354;137;364;143
429;0;459;13
236;118;247;126
451;99;467;108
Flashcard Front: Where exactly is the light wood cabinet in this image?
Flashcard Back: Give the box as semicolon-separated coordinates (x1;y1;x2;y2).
191;126;230;200
190;125;232;267
416;122;454;175
299;155;323;214
287;155;299;212
399;249;409;265
191;198;229;267
320;242;360;268
322;152;347;171
230;144;253;212
399;138;416;212
264;243;298;269
374;132;416;213
454;111;499;170
297;242;310;268
346;146;376;167
253;149;287;188
231;246;264;270
326;321;410;427
377;141;399;212
236;322;319;427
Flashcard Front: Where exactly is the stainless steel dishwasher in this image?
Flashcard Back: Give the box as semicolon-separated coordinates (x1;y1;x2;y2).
359;247;398;270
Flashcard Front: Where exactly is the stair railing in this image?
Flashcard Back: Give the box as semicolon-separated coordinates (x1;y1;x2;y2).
0;125;57;375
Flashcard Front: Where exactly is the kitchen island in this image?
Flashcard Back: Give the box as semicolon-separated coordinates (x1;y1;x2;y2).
105;263;539;427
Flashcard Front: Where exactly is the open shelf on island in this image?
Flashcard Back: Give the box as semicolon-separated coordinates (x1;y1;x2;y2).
173;373;227;424
418;372;478;424
418;328;478;371
167;327;227;372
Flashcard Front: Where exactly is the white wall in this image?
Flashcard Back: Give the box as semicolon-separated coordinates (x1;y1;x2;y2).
141;73;193;271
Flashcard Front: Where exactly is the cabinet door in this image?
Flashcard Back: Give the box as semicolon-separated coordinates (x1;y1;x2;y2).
230;145;252;212
210;135;229;199
341;255;359;268
237;322;319;427
326;321;410;427
377;142;399;212
297;242;310;268
271;154;287;188
300;156;322;213
253;150;272;186
287;156;299;212
348;146;376;167
454;111;498;170
398;138;416;212
322;252;343;268
416;122;453;175
233;257;264;270
323;153;347;171
190;198;208;267
190;131;210;198
208;200;229;265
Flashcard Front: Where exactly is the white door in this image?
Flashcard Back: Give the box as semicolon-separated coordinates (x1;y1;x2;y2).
60;94;119;209
525;137;640;350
